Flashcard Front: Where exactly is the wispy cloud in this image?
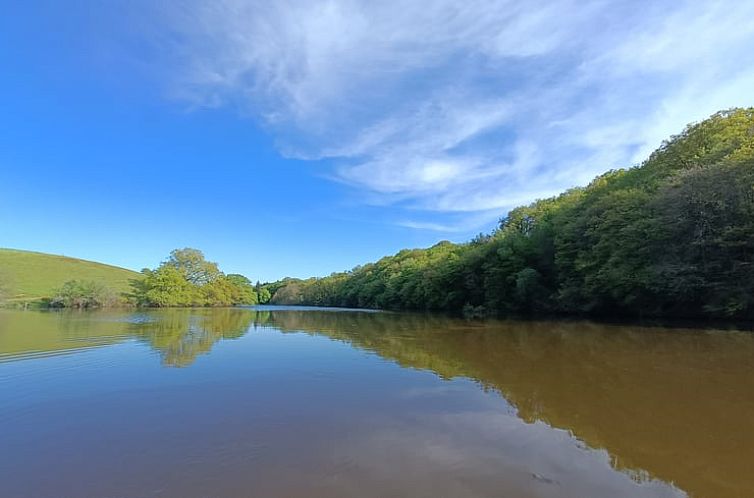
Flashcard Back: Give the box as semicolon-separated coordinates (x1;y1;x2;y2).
158;0;754;231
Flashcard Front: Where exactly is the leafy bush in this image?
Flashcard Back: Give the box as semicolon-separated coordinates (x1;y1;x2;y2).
50;280;119;308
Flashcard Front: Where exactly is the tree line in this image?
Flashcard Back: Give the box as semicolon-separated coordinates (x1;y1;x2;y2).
49;248;270;308
267;109;754;319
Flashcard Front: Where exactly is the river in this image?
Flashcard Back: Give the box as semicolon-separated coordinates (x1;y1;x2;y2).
1;306;752;497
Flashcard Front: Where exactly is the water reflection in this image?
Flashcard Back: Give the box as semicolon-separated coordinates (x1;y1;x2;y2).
1;307;752;497
129;308;254;366
258;309;754;498
0;309;133;362
0;308;256;367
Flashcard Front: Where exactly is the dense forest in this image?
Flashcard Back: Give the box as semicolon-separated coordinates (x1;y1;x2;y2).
267;109;754;319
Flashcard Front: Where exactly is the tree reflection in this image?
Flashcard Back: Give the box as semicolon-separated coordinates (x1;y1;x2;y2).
250;309;754;498
130;308;256;367
2;307;752;498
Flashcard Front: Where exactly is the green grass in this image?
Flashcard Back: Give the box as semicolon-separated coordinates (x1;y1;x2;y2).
0;248;141;303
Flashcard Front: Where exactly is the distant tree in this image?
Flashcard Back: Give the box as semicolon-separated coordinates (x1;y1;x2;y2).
165;248;221;286
138;266;202;307
270;282;303;304
226;274;259;305
132;249;262;308
254;281;272;304
257;287;272;304
50;280;118;308
201;276;237;306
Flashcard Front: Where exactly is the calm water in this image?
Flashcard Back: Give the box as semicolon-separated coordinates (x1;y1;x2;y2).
1;307;753;498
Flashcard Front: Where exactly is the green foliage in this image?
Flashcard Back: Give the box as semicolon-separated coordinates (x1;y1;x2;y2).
50;280;119;308
227;274;259;305
165;248;222;286
133;248;259;308
257;286;272;304
269;108;754;319
136;266;202;307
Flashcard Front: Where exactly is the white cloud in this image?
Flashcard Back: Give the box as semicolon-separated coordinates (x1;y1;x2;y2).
159;0;754;230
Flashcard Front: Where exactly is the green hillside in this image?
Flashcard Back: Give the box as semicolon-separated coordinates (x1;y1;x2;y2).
0;248;140;303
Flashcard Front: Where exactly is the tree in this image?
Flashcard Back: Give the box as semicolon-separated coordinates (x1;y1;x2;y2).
226;274;259;305
165;248;221;286
138;266;201;307
50;280;118;308
257;287;272;304
132;249;261;308
270;282;303;304
201;276;237;306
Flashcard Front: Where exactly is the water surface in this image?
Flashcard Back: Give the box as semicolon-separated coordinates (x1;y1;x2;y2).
1;307;752;497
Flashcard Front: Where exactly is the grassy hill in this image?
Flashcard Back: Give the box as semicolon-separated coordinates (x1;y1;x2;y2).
0;248;140;304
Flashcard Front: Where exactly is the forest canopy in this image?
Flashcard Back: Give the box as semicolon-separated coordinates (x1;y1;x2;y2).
267;109;754;320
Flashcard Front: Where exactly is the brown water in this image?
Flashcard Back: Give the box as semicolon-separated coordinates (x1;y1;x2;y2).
1;307;752;497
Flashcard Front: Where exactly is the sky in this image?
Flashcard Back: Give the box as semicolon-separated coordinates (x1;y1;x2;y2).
1;0;753;282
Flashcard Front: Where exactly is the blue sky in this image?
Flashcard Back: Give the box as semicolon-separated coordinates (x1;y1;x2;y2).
2;1;753;282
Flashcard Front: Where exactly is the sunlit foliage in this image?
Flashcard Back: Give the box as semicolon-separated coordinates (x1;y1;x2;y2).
133;248;258;307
